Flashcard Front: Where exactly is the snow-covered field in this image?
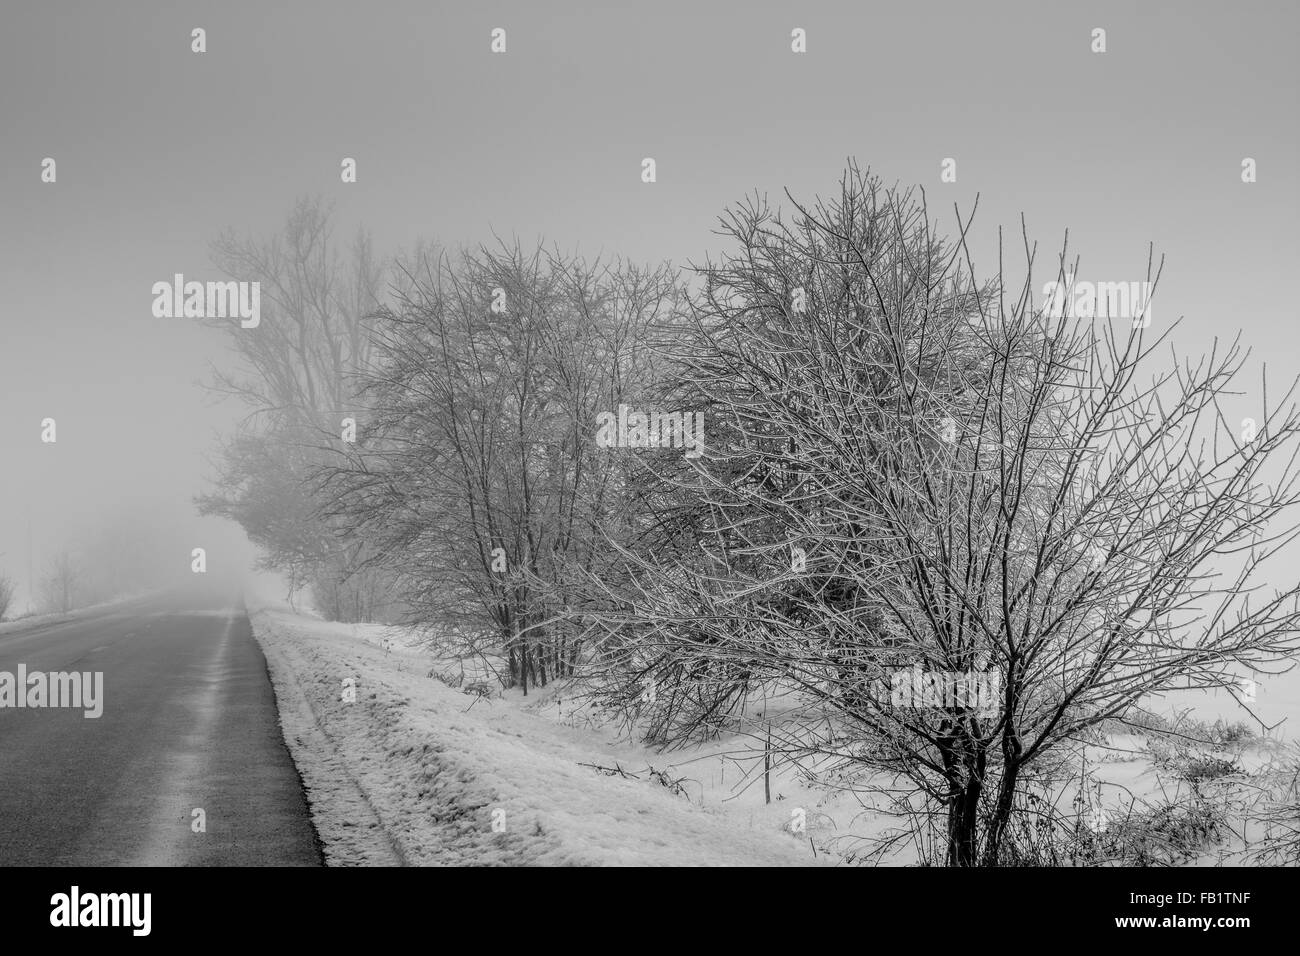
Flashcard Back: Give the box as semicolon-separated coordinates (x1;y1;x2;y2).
248;602;824;866
0;589;165;636
246;593;1296;867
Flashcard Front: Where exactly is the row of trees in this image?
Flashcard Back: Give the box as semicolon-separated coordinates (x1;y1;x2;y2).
196;198;399;621
0;504;211;618
1;549;130;618
204;167;1300;865
319;245;679;689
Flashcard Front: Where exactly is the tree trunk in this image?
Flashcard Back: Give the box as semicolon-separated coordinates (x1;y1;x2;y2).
980;735;1024;867
941;735;987;866
947;779;982;866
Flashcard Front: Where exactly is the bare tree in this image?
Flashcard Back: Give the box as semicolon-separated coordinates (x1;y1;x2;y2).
574;165;1300;866
203;195;383;427
197;197;397;620
323;241;680;691
39;550;82;614
0;572;15;620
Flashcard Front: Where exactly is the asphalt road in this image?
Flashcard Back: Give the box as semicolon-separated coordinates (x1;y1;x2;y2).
0;585;322;866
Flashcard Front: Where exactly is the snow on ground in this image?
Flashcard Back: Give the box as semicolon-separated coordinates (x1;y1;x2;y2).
509;684;910;864
247;591;1292;867
248;601;821;866
0;589;165;635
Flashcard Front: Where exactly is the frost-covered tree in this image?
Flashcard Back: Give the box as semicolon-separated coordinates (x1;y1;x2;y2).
576;165;1300;866
323;241;679;691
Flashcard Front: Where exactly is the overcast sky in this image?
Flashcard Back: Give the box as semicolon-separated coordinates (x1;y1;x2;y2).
1;0;1296;718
